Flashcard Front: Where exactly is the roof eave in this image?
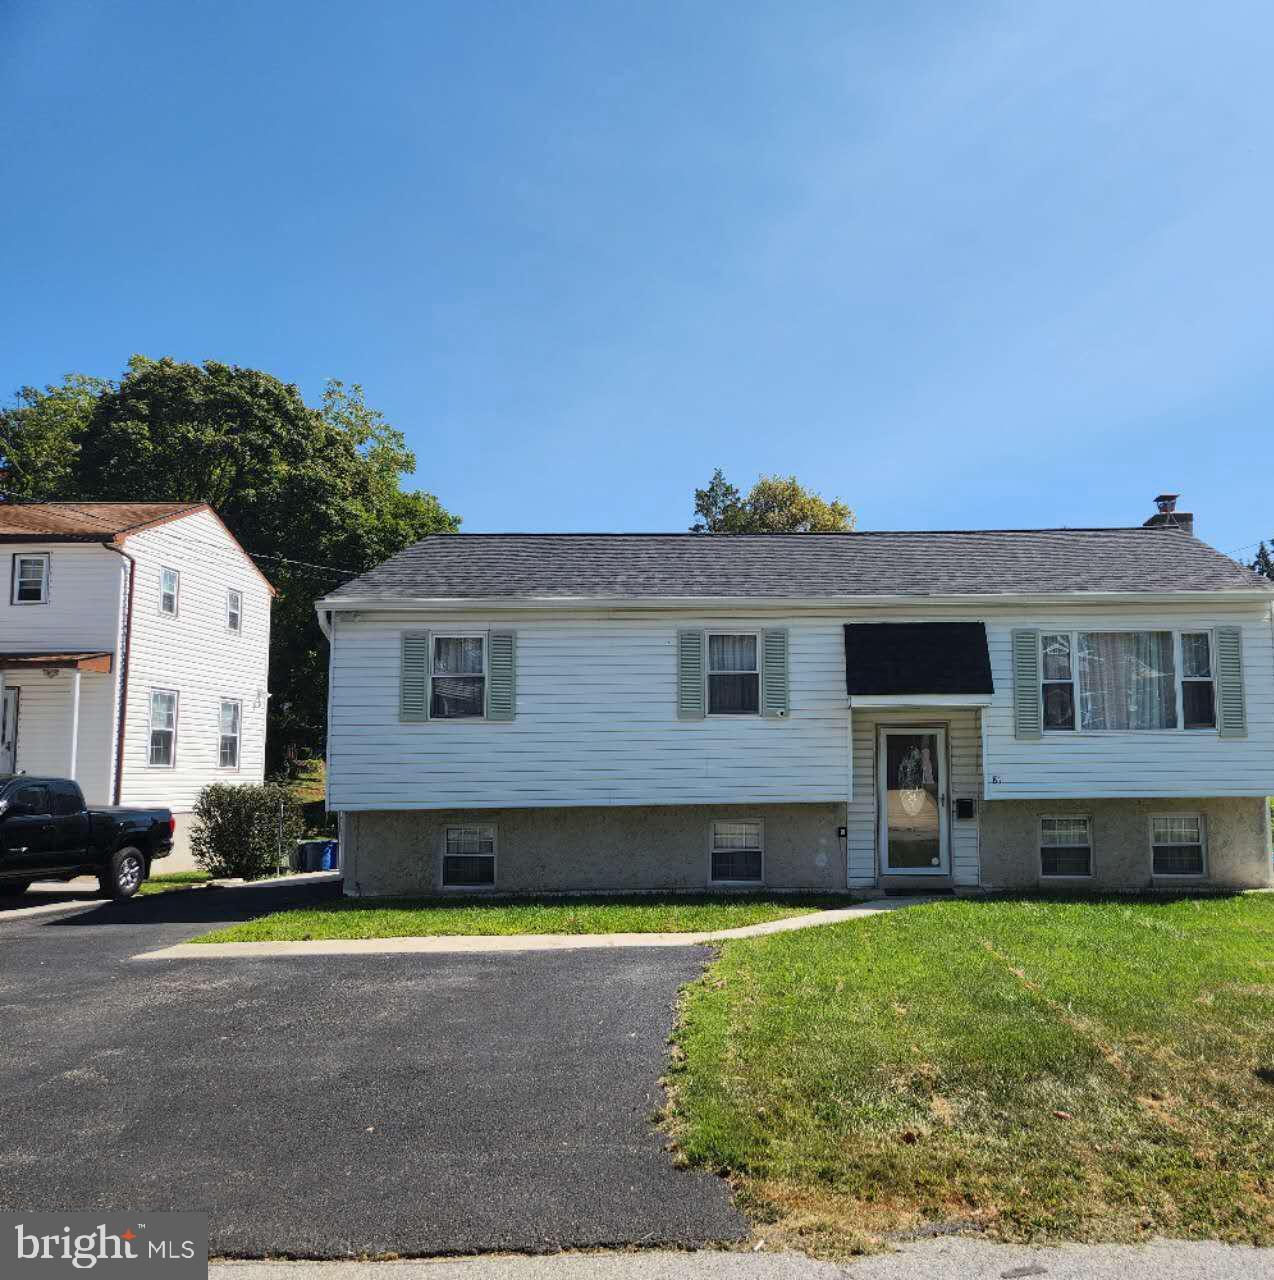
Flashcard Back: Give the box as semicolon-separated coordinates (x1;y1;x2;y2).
315;588;1274;613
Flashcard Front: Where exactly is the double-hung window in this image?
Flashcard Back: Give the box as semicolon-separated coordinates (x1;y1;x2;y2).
1040;816;1092;878
218;699;241;769
708;633;759;715
1040;630;1216;732
1150;814;1206;877
160;567;180;616
148;689;178;767
11;553;49;604
226;589;243;634
710;820;764;883
431;636;486;718
443;825;496;886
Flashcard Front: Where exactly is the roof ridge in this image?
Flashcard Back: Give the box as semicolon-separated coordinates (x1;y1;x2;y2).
399;526;1182;538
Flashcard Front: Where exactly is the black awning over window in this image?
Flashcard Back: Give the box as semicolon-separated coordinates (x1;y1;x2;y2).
844;622;994;696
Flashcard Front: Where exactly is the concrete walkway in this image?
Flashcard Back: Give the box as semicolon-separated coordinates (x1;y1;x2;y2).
209;1238;1274;1279
133;896;934;960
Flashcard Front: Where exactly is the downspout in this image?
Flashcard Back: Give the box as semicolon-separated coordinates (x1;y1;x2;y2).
103;542;137;805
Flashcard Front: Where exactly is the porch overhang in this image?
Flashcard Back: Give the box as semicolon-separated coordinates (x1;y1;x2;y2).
844;622;994;697
0;651;114;673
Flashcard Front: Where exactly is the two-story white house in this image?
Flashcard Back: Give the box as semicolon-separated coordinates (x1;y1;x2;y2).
0;502;273;866
318;496;1274;897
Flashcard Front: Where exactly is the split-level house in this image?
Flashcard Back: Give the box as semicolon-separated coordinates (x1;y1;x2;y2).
318;496;1274;897
0;503;273;865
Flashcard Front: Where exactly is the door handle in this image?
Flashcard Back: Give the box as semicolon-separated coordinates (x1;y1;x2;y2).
9;847;28;854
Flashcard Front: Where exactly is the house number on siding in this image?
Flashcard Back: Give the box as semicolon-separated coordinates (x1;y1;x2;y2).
990;774;1004;784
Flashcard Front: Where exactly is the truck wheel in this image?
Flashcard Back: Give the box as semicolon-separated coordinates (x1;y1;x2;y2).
99;847;147;899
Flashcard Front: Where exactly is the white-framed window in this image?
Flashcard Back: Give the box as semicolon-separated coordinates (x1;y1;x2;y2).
431;635;486;719
710;820;764;884
11;553;49;605
1180;633;1215;729
148;689;178;767
218;698;242;769
1040;815;1092;878
707;633;759;715
1039;630;1217;732
160;567;180;616
226;589;243;634
1150;814;1206;877
443;824;496;887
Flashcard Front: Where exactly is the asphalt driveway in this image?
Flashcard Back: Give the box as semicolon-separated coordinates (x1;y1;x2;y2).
0;881;745;1257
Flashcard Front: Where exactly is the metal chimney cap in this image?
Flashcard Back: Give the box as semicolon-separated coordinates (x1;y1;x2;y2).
1153;493;1180;513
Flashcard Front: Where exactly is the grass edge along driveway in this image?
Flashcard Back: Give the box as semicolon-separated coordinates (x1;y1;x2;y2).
192;892;851;941
663;893;1274;1258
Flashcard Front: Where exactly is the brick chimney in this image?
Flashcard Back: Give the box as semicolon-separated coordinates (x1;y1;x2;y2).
1143;492;1194;536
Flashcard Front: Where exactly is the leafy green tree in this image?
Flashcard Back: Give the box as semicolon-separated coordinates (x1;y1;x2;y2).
2;356;458;771
1252;543;1274;579
691;467;854;533
0;373;109;498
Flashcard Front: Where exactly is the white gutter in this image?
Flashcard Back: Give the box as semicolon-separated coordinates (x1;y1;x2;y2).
315;588;1274;614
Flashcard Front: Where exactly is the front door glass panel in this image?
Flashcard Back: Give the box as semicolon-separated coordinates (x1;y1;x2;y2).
884;732;942;870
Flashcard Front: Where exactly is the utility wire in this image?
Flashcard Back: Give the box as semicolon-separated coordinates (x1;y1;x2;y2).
0;489;359;579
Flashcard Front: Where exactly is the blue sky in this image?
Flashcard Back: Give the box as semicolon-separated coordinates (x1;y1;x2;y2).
2;2;1272;556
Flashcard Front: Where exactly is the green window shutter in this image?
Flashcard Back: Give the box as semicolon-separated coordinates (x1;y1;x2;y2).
400;631;430;722
1215;626;1247;738
761;628;790;718
677;629;706;720
488;631;517;721
1012;628;1042;740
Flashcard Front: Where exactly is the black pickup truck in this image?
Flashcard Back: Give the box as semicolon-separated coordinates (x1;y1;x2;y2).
0;776;174;899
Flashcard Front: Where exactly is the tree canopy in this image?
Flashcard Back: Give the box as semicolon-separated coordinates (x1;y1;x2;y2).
691;468;854;533
0;356;458;771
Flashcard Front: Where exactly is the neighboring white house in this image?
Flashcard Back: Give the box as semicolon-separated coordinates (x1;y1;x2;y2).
318;495;1274;897
0;502;273;866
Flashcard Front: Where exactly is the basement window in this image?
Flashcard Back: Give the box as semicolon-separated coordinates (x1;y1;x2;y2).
710;820;764;884
443;825;496;887
1040;815;1092;878
1150;814;1206;877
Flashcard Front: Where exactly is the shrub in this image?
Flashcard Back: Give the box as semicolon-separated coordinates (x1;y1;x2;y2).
190;783;305;880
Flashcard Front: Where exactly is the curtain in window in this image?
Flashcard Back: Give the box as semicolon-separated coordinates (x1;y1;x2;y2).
433;638;484;674
1077;632;1176;730
708;634;756;671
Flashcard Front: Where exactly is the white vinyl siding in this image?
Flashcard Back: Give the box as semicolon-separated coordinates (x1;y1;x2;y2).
1;543;122;650
983;605;1274;798
0;670;115;801
118;509;271;809
327;613;848;810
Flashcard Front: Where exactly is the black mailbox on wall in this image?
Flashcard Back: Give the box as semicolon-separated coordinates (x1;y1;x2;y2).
955;798;976;821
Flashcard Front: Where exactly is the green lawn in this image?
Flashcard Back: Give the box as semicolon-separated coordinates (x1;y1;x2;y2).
138;870;212;896
665;894;1274;1255
193;893;848;942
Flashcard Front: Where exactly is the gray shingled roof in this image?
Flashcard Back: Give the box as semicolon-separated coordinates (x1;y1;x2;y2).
326;528;1272;601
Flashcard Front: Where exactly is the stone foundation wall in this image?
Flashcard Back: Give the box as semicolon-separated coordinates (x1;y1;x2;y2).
979;796;1271;891
343;804;848;896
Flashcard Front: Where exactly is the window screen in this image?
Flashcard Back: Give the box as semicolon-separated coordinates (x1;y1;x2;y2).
1040;816;1091;877
711;820;763;882
1151;815;1205;876
443;825;496;886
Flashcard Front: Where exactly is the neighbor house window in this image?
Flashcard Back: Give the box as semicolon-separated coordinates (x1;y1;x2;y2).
443;825;496;886
148;689;178;766
710;820;764;883
11;553;49;604
431;636;485;718
1040;815;1092;878
1040;630;1216;731
160;567;180;616
1180;633;1215;729
218;699;241;769
226;589;243;634
1150;814;1206;877
708;633;759;715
